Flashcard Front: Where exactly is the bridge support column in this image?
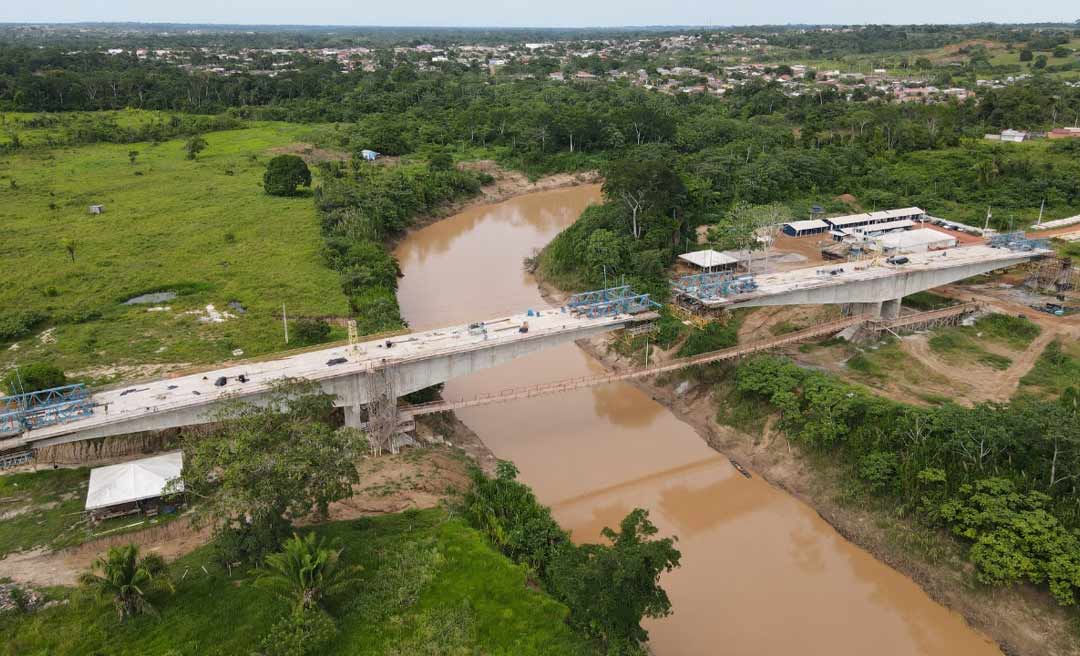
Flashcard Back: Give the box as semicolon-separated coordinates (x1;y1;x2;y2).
849;301;883;319
881;298;902;322
343;405;364;430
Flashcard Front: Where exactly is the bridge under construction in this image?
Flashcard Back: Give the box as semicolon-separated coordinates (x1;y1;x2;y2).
0;236;1044;460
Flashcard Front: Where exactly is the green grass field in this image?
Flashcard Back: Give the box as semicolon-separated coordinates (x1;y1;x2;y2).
927;314;1040;370
0;509;598;656
0;122;349;379
1019;337;1080;399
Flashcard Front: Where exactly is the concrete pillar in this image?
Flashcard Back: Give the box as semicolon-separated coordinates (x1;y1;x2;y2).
342;405;364;430
881;298;902;322
849;301;883;319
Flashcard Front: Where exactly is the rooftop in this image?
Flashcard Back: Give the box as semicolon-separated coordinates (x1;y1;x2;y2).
679;249;739;268
85;451;184;511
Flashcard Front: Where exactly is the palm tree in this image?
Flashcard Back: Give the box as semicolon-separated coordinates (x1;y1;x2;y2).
253;532;362;611
79;544;173;621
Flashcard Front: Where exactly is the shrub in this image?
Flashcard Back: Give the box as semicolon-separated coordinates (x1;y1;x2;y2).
261;607;338;656
292;318;331;346
2;362;66;395
857;451;899;494
57;307;102;325
0;310;47;342
264;155;313;197
676;320;739;358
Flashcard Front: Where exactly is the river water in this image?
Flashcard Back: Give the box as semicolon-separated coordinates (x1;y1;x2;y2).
394;186;1001;656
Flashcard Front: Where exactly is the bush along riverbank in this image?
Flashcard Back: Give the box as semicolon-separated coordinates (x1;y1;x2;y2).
460;461;682;656
313;158;490;335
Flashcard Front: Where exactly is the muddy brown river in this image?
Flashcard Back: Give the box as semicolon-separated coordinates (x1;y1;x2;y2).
395;185;1001;656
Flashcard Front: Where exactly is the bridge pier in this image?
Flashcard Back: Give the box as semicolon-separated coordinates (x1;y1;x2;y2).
849;301;883;319
343;404;365;430
881;298;902;321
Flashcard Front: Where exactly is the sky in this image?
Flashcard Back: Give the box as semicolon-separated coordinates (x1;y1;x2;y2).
2;0;1077;28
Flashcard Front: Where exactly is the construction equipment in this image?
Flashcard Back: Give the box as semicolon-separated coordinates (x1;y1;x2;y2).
1;384;94;436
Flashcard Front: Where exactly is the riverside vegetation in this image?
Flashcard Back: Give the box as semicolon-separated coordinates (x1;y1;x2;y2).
1;383;681;655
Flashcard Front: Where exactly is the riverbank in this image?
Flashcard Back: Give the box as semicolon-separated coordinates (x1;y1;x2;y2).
388;162;600;248
569;323;1079;656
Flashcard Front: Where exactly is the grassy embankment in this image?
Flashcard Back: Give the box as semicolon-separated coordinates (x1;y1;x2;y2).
1019;337;1080;399
926;314;1041;370
0;122;349;379
0;508;598;656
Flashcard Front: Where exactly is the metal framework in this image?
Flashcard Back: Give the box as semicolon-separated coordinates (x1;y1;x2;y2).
571;293;660;318
989;231;1049;252
566;285;633;308
1;384;93;435
0;450;33;470
672;271;758;302
866;302;982;334
1024;256;1079;294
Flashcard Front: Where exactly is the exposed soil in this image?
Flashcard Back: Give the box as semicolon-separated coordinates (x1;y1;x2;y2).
267;142;350;163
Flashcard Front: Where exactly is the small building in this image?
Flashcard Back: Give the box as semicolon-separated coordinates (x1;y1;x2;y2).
360;149;380;161
876;228;957;254
823;207;925;231
88;204;104;215
1000;129;1028;143
85;451;184;521
678;249;739;272
1048;128;1080;140
782;219;830;237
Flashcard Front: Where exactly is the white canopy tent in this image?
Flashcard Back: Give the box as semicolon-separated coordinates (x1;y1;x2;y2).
85;451;184;511
678;249;739;271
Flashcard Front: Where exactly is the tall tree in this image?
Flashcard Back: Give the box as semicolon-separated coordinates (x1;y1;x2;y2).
601;145;686;239
551;508;681;652
180;379;366;562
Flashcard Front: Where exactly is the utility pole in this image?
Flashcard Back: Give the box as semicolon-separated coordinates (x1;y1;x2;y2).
282;303;289;344
644;335;650;368
1037;198;1045;226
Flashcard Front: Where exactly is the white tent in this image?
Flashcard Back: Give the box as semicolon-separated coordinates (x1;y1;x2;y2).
678;249;739;270
85;451;184;511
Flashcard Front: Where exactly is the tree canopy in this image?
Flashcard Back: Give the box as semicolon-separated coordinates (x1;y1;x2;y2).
180;379;366;562
264;154;313;196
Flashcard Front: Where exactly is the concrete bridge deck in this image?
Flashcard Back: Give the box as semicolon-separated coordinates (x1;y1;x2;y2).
3;308;646;449
687;245;1045;313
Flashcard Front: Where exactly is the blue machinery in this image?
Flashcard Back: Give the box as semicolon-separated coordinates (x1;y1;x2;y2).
988;232;1049;252
565;285;661;319
0;384;94;435
671;272;758;302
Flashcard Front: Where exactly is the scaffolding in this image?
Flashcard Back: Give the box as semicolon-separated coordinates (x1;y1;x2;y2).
988;232;1050;252
1024;257;1079;294
1;384;94;436
566;285;633;308
565;285;660;319
671;271;758;302
362;365;400;456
